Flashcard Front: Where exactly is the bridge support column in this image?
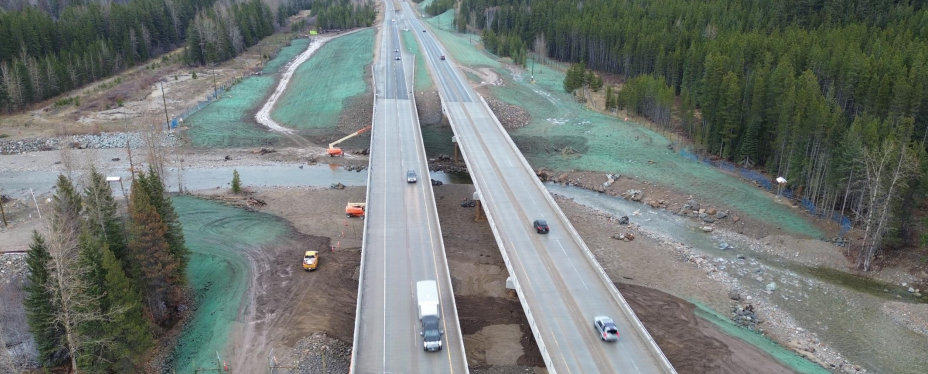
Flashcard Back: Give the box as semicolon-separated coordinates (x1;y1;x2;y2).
506;277;517;298
473;191;482;221
452;135;459;163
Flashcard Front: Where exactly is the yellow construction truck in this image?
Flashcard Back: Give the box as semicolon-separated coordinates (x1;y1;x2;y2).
303;251;319;271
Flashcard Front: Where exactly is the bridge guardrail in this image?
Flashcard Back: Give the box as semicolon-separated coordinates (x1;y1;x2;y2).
409;17;557;371
347;62;378;374
476;95;677;374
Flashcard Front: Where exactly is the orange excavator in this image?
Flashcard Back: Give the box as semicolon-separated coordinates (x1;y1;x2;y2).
345;202;366;218
328;125;372;157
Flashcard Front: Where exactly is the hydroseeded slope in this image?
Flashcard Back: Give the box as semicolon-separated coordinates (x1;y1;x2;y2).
422;12;820;237
270;30;375;136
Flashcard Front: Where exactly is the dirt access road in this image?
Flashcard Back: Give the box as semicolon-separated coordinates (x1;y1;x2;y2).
206;187;364;373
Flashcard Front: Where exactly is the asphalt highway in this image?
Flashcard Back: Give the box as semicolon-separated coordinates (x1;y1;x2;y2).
401;1;677;373
350;3;468;373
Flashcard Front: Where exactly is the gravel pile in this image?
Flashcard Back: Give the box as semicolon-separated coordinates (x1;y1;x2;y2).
0;253;27;282
484;96;529;130
286;333;351;374
0;131;179;155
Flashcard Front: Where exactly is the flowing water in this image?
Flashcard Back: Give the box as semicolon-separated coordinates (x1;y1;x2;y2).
546;183;928;373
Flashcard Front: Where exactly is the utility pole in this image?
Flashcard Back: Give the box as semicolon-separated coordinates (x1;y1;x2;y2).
160;82;170;128
212;66;218;97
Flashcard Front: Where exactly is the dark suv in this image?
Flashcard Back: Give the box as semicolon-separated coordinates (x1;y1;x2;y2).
533;220;549;234
420;316;443;351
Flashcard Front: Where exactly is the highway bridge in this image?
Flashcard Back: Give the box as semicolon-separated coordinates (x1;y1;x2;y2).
398;1;677;373
351;0;678;372
348;3;469;373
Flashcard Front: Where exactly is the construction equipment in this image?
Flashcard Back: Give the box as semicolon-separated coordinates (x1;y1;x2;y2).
346;202;366;218
303;251;319;271
328;125;372;157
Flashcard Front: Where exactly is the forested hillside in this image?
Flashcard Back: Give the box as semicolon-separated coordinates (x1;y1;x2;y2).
313;0;376;31
0;0;317;113
455;0;928;268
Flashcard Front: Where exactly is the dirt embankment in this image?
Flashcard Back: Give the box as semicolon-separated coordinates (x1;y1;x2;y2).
617;283;798;374
435;185;543;368
172;188;362;374
415;89;444;125
433;184;801;372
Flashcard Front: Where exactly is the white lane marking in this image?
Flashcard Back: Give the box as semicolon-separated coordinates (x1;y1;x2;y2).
554;239;588;290
517;177;538;206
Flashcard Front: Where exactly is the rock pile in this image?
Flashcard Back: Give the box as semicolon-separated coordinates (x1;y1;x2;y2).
677;197;731;224
622;189;644;201
286;333;351;374
484;96;529;129
430;164;467;173
0;131;179;155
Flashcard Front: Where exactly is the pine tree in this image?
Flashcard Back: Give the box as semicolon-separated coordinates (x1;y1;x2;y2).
23;231;68;367
138;169;189;286
82;166;128;267
719;71;742;158
128;177;179;326
231;169;241;194
101;247;153;371
74;230;108;372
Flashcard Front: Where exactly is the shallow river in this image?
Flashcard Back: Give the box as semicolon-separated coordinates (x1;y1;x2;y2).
546;183;928;374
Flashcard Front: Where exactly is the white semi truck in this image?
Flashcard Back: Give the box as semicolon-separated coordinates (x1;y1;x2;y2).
416;280;443;351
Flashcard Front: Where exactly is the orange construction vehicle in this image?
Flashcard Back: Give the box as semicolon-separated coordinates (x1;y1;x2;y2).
328;125;372;157
346;202;366;218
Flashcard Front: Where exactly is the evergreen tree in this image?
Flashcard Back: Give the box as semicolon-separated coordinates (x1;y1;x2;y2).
23;231;68;367
82;166;129;267
231;169;241;194
101;247;154;371
128;176;179;326
74;230;107;372
138;169;189;286
719;71;742;158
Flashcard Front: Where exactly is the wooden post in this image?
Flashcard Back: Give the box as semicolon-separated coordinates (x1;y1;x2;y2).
0;193;7;227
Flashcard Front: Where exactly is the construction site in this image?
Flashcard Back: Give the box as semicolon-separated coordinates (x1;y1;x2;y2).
2;2;928;374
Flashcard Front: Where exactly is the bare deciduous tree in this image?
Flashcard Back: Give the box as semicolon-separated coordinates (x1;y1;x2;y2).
854;137;918;270
43;204;89;372
143;123;168;181
534;33;548;64
0;61;24;110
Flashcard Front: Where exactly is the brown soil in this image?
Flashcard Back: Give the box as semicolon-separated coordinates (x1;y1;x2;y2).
434;185;544;368
0;31;301;141
415;89;445;125
200;187;364;373
617;283;798;374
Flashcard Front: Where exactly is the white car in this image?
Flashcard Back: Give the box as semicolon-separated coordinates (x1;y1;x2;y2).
407;170;417;183
593;316;619;342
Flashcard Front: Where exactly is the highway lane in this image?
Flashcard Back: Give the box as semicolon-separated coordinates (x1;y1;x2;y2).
350;3;468;373
401;2;676;373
